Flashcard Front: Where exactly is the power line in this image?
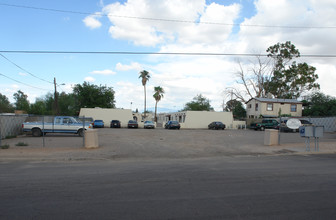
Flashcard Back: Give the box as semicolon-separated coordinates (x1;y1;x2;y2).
1;2;335;29
0;50;336;58
0;53;53;84
0;72;50;91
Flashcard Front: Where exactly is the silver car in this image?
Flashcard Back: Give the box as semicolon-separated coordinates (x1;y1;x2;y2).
144;121;155;129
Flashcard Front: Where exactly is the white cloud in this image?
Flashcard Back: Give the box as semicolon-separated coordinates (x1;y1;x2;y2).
84;76;96;82
98;0;240;47
90;69;116;75
18;72;27;76
116;62;142;71
83;14;102;29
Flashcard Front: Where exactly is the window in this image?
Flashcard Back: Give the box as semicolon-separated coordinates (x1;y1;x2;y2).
291;104;297;112
248;104;252;109
255;103;258;111
267;103;273;111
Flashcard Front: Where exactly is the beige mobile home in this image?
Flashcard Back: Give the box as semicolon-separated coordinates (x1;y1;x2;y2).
158;111;245;129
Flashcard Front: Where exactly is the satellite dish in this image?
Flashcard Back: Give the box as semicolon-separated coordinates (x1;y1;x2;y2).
286;118;302;129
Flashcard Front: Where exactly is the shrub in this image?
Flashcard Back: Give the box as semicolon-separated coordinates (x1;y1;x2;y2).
1;144;10;149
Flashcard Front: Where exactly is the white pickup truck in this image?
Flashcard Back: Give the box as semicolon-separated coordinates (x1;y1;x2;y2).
22;116;92;137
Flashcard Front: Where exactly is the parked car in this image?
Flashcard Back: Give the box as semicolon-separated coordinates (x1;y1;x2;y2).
127;120;138;128
208;121;226;130
250;119;279;131
280;119;313;132
144;121;155;129
110;120;121;128
165;121;181;129
93;120;104;128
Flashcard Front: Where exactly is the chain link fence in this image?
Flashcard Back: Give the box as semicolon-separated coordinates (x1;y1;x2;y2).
1;115;94;147
0;115;28;139
309;117;336;132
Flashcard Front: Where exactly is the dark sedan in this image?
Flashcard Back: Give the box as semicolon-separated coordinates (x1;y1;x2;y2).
127;120;138;128
208;121;226;130
110;120;121;128
164;121;181;130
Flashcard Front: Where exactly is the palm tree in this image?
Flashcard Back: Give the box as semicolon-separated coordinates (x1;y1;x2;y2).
139;70;150;119
153;86;165;122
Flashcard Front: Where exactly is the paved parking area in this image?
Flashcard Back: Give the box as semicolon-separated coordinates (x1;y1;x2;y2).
1;128;336;161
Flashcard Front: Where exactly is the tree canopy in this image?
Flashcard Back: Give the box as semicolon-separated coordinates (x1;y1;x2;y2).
266;41;320;99
226;41;320;102
302;92;336;116
225;99;246;119
72;82;115;110
13;90;30;112
0;93;14;113
182;94;214;111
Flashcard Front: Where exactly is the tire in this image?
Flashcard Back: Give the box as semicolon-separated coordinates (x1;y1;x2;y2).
260;126;265;131
78;129;84;137
32;128;42;137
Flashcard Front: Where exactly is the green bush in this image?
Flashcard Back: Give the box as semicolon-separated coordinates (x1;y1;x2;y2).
1;144;10;149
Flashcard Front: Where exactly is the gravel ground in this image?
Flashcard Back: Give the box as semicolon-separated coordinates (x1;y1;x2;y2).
1;128;336;161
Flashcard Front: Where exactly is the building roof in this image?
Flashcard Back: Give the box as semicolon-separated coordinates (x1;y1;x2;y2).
246;97;302;104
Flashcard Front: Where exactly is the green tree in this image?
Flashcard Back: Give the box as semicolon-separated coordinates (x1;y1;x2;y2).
13;90;30;112
73;82;115;111
225;99;246;119
153;86;165;122
182;94;214;111
266;41;320;99
303;92;336;116
29;99;47;115
58;92;77;115
227;41;319;102
43;93;55;115
139;70;150;118
0;93;14;113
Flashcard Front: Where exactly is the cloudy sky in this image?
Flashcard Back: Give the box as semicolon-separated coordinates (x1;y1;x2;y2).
1;0;336;112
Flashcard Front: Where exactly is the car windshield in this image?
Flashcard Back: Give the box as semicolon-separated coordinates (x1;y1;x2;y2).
145;121;153;124
129;120;137;123
171;121;179;124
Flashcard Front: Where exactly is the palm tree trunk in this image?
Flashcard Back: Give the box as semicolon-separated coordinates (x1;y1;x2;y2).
154;101;158;122
144;85;146;119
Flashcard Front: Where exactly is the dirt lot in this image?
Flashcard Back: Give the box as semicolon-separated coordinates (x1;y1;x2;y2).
1;128;336;161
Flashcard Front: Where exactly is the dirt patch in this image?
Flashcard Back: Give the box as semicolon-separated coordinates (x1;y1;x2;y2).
1;129;335;161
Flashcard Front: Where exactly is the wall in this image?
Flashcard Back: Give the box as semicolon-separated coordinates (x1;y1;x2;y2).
0;115;28;139
260;102;302;117
182;111;235;129
246;99;260;118
79;108;133;128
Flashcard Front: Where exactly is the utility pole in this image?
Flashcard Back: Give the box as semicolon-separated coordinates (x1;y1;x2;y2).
54;77;59;115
